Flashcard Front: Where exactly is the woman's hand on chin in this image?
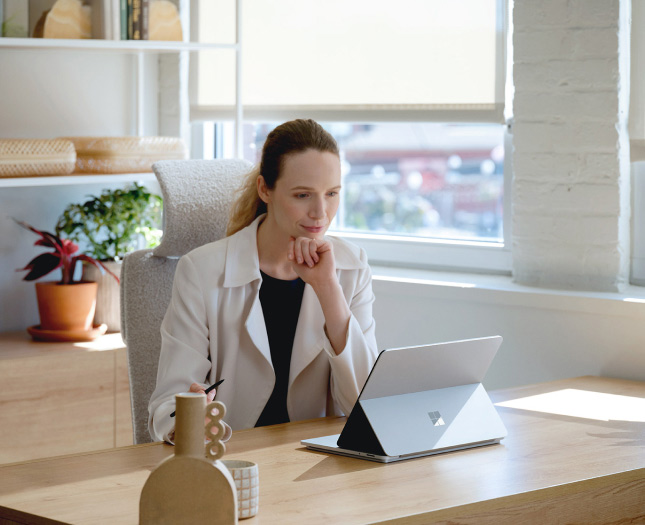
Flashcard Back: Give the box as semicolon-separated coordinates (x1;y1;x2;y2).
288;236;337;289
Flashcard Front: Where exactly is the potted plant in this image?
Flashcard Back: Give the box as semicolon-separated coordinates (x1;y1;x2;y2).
14;219;119;341
55;183;163;332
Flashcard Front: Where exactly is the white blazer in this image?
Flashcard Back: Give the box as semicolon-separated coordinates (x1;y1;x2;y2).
148;215;379;442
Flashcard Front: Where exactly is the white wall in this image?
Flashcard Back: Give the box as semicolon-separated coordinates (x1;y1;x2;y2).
0;51;159;138
0;181;160;330
371;272;645;390
512;0;632;292
0;50;160;332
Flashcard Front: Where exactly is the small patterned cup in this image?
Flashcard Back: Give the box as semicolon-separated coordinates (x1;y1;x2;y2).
221;459;259;519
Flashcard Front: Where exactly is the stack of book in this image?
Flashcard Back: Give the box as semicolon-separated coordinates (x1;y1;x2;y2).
88;0;154;40
126;0;149;40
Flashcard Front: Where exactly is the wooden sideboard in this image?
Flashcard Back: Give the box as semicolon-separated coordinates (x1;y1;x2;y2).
0;331;133;464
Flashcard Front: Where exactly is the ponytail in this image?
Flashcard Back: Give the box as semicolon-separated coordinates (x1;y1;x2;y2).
226;166;266;236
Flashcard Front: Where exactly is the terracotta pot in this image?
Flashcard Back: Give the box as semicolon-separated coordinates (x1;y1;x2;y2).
35;281;98;331
83;261;122;333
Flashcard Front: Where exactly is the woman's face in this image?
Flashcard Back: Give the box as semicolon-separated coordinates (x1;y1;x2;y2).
260;149;341;240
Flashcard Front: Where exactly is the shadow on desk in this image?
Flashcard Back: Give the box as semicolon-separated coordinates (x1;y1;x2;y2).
293;448;385;481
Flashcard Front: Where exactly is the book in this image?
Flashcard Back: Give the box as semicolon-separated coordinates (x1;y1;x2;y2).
120;0;127;39
110;0;120;39
140;0;148;40
131;0;141;39
127;0;132;39
89;0;109;39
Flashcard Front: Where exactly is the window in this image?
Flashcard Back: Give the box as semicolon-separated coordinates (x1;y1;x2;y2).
631;2;645;284
193;0;510;272
632;162;645;286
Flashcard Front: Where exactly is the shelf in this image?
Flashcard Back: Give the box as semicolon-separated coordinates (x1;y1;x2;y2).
0;172;157;188
0;37;237;53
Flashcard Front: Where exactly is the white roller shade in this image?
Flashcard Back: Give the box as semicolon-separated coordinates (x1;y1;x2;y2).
192;0;505;122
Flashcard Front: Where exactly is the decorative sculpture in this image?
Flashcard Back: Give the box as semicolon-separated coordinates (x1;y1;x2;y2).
140;393;237;524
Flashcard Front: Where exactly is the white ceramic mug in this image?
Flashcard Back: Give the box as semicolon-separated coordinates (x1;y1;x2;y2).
221;459;259;519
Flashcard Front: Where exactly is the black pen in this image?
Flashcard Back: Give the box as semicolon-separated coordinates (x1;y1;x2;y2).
170;379;225;417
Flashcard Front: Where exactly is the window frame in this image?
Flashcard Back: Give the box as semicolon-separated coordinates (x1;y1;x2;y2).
631;161;645;285
630;2;645;285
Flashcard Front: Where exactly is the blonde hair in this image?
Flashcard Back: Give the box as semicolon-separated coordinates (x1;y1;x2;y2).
227;119;339;236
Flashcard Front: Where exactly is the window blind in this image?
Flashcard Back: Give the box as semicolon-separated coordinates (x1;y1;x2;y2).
192;0;505;122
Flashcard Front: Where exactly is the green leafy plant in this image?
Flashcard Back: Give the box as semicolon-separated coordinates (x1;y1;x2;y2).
2;14;26;38
56;183;163;262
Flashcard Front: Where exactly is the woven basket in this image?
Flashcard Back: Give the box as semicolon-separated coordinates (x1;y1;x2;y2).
60;136;188;174
0;139;76;178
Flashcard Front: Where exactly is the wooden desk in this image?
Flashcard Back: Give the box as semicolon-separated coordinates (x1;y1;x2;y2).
0;332;133;464
1;376;644;524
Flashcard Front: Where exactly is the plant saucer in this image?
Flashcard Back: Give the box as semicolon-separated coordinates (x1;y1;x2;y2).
27;324;108;343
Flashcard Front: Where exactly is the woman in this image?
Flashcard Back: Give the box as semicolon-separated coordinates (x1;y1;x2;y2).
148;119;378;442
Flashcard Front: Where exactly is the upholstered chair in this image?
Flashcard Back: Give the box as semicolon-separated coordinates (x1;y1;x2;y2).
121;158;252;444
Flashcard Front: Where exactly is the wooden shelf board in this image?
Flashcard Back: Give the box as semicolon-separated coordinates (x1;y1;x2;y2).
0;172;157;187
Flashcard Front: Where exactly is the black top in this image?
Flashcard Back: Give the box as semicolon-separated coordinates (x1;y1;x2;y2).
255;270;305;427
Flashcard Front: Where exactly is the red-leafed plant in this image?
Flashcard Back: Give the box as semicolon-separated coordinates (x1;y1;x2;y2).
14;219;119;285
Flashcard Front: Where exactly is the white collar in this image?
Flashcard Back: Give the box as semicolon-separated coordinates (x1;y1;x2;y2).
223;214;365;288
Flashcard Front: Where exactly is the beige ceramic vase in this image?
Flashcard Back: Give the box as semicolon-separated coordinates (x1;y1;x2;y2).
140;393;238;524
83;261;121;332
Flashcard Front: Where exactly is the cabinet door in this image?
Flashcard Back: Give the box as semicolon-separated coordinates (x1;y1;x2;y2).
0;334;132;463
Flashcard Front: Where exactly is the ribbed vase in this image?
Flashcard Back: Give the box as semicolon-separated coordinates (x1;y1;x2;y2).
83;260;122;333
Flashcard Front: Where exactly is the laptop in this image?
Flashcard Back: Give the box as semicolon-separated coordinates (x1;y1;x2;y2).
301;336;507;463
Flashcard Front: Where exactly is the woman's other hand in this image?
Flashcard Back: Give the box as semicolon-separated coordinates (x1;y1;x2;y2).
188;382;232;442
189;382;217;402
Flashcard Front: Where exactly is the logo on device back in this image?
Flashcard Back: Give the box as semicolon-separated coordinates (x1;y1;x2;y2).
428;411;445;426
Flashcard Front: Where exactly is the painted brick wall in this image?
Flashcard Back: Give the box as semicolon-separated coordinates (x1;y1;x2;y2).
512;0;631;292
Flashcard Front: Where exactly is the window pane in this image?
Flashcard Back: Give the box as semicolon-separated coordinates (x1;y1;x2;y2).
337;123;504;242
230;121;504;243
